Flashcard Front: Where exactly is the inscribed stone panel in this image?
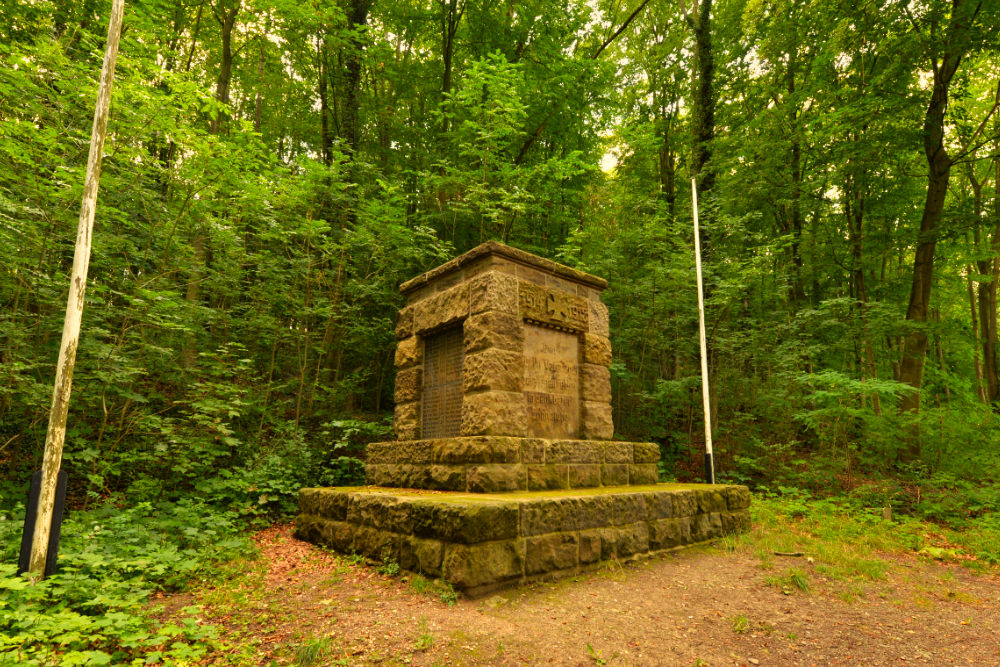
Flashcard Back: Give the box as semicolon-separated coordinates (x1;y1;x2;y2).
422;326;464;438
523;324;580;438
518;282;588;331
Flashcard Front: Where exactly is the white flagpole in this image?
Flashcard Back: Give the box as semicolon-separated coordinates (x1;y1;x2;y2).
692;178;715;484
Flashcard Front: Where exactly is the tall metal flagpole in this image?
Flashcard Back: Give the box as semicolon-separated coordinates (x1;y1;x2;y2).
692;178;715;484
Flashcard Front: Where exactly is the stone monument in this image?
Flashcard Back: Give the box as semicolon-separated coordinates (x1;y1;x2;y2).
295;241;749;595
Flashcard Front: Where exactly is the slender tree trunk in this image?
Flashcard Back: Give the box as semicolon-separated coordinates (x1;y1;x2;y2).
29;0;125;579
440;0;464;133
342;0;372;156
968;167;999;404
318;37;334;167
967;266;987;402
846;183;881;415
210;0;239;135
688;0;714;206
897;0;975;461
254;39;264;132
658;110;676;217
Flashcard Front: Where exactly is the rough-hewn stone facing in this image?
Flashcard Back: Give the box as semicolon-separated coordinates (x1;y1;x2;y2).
581;401;614;440
582;333;612;367
443;540;524;590
365;438;661;491
612;493;647;525
413;283;470;333
588;300;610;337
463;348;523;393
295;484;750;594
467;464;526;493
399;536;444;577
394;336;421;368
726;486;752;511
434;437;522;464
408;499;519;544
629;464;659;486
468;271;519;315
463;311;523;354
394;367;421;403
525;533;578;575
393;402;420;440
547;439;602;463
601;463;628;486
461;391;527;437
603;441;632;464
580;363;611;404
395;306;414;340
520;495;614;536
633;442;661;464
527;464;569;490
567;464;600;488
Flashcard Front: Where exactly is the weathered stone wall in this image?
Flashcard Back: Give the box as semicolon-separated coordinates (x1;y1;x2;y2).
392;242;613;442
366;437;659;492
295;484;752;596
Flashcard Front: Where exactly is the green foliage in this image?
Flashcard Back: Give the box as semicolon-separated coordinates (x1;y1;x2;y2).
0;499;248;664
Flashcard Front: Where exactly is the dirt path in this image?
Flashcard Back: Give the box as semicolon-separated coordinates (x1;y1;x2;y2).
171;524;1000;666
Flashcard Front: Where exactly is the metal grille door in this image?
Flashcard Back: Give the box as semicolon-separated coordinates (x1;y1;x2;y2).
421;326;464;438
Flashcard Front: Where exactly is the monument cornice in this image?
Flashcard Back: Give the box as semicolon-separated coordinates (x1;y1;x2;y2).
400;240;608;294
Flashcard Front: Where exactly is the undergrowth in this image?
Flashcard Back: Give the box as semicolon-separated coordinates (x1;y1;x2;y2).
737;486;1000;588
0;498;252;665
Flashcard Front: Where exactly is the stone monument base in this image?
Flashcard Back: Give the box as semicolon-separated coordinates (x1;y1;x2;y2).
294;484;751;597
365;436;660;492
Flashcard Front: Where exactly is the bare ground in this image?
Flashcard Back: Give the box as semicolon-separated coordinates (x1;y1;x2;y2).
161;524;1000;667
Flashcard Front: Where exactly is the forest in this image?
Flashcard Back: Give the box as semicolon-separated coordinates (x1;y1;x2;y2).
2;0;1000;663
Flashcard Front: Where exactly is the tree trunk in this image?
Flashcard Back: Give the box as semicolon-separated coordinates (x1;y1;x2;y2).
210;0;239;135
342;0;372;156
29;0;125;579
897;0;973;461
318;37;334;166
689;0;715;206
967;266;987;402
440;0;464;133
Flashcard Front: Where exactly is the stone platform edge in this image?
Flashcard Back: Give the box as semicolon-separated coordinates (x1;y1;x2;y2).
365;437;660;492
294;484;751;596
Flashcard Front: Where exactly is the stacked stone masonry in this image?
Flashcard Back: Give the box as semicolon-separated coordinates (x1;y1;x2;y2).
295;485;752;597
296;242;751;595
366;437;659;492
392;241;613;441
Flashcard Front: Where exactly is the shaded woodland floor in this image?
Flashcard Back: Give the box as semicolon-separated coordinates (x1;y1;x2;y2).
158;524;1000;666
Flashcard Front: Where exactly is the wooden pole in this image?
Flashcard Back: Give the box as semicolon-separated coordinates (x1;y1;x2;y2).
692;178;715;484
28;0;126;579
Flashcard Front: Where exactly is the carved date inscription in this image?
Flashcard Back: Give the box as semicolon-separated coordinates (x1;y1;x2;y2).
518;282;588;331
523;324;579;438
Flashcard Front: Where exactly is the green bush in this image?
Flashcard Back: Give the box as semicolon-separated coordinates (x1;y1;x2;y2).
0;499;249;664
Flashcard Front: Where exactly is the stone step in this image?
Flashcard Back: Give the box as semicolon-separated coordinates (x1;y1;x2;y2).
365;436;660;492
295;484;750;596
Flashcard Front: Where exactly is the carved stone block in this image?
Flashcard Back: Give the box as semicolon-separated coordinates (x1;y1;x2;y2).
463;348;523;393
394;335;421;369
469;271;518;315
582;333;612;367
394;367;421;403
464;310;523;353
581;401;614;440
461;391;527;437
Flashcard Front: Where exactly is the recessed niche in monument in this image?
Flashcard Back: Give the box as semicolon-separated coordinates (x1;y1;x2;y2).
523;324;579;438
421;325;464;438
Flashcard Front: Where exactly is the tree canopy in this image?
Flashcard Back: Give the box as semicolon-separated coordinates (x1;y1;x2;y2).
2;0;1000;504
